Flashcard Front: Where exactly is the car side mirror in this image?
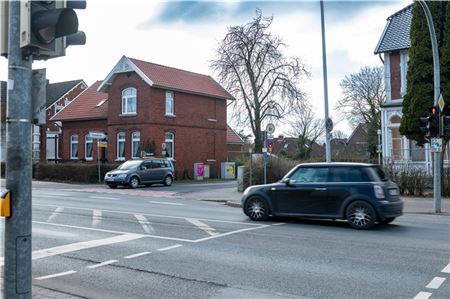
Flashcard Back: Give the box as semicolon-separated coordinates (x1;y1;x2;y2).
281;177;291;185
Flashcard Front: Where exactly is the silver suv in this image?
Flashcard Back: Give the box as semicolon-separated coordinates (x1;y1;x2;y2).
104;158;174;189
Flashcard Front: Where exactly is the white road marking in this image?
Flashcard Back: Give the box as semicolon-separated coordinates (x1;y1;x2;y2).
426;277;446;289
92;209;102;227
89;196;119;201
193;225;271;243
186;218;219;236
87;260;118;269
47;207;64;222
272;223;286;226
124;251;151;259
414;292;432;299
148;201;184;206
31;234;145;260
35;270;77;280
40;193;70;197
134;214;154;234
441;262;450;273
157;244;182;252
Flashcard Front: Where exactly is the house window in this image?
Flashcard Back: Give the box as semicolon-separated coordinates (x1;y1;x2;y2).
122;88;137;114
389;115;403;160
165;132;174;158
131;131;140;159
117;132;126;160
85;135;93;160
70;135;78;159
165;91;174;116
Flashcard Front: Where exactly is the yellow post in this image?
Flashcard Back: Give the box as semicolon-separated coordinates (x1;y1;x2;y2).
1;190;11;217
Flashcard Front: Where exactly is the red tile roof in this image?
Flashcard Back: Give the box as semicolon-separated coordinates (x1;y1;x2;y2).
227;125;244;144
129;57;233;100
51;81;108;121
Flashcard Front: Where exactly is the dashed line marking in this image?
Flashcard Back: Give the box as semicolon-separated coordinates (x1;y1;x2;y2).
426;277;446;289
272;223;286;226
35;270;77;280
92;209;102;227
89;196;119;201
148;201;184;206
186;218;219;236
124;251;151;259
87;259;118;269
134;214;154;234
47;207;64;222
157;244;182;252
413;292;432;299
441;262;450;274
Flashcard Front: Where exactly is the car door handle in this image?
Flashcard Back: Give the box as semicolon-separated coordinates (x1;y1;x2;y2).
315;187;327;191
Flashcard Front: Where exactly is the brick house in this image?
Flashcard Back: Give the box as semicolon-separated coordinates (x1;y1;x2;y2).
374;4;435;173
330;123;370;160
226;125;244;160
51;56;234;178
271;136;325;159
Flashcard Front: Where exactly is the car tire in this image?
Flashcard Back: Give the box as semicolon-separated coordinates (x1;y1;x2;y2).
378;217;395;225
129;176;140;189
346;201;376;230
108;185;117;189
163;175;173;186
244;197;269;221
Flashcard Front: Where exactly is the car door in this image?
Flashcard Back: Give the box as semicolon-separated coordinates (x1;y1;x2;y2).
272;167;329;215
139;161;153;183
149;160;166;182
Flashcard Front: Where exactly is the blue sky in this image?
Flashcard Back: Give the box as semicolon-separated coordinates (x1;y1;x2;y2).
0;0;412;136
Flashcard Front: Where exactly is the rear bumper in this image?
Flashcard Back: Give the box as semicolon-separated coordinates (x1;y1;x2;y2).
377;200;404;218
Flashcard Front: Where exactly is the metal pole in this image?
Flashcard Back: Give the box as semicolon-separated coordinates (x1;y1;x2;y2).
419;0;441;213
97;143;101;183
320;0;331;163
4;0;33;297
54;135;57;163
249;149;252;186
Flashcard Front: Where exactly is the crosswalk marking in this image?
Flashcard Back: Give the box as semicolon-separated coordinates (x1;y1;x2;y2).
186;218;219;236
426;277;446;289
441;262;450;273
47;207;64;222
134;214;154;234
92;209;102;227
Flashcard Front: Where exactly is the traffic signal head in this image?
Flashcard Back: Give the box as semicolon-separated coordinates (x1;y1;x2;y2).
428;105;440;137
443;115;450;137
418;116;429;135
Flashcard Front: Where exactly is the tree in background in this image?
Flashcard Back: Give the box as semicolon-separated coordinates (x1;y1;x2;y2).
400;1;449;145
211;9;309;153
336;66;384;156
287;103;324;160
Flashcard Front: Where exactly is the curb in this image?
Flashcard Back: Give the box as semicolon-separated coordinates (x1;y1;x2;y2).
225;201;242;208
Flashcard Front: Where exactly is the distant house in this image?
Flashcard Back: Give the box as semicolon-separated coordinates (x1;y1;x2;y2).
272;136;325;159
226;125;245;160
331;124;370;160
51;56;235;178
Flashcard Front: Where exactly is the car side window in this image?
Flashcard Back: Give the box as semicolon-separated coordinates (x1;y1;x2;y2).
150;160;162;169
289;167;328;183
329;167;371;182
143;161;152;169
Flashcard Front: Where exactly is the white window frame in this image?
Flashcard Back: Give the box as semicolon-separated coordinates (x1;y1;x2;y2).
131;131;140;159
165;132;174;159
165;91;174;116
117;132;126;161
85;135;93;160
121;88;137;115
70;134;78;160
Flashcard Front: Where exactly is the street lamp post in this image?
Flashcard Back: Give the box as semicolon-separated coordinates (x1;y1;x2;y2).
320;0;331;163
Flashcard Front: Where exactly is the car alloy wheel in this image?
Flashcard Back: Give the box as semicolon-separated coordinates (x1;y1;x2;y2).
245;197;269;221
130;177;140;189
346;201;376;229
164;175;173;186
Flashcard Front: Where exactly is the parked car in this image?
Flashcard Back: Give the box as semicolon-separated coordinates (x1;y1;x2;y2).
241;162;403;229
104;158;174;189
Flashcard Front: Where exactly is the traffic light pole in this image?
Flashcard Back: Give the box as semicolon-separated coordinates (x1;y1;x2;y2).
419;0;441;213
4;0;33;297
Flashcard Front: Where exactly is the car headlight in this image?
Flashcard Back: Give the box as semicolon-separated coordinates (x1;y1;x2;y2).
117;174;127;179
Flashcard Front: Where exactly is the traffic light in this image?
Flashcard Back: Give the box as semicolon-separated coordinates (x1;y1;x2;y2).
20;1;86;59
428;106;440;137
418;116;429;136
442;115;450;137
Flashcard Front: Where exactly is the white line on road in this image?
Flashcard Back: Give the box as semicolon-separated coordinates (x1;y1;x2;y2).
47;207;64;222
89;196;119;201
186;218;219;236
134;214;154;234
441;262;450;273
426;277;446;289
40;193;70;197
87;260;118;269
413;292;432;299
157;244;182;252
124;251;151;259
92;209;102;227
148;201;184;206
272;223;286;226
193;225;271;243
35;270;77;280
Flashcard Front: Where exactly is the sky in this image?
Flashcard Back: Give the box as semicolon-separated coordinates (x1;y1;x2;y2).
0;0;412;137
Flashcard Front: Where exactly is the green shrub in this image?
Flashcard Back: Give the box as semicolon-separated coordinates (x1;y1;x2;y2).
34;162;120;183
383;162;428;196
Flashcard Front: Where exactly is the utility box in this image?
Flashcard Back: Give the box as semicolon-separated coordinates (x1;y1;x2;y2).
203;164;210;179
221;162;236;179
194;163;204;180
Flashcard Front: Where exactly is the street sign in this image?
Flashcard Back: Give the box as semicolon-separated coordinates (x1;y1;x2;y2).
88;131;106;139
97;141;107;148
438;94;445;112
430;138;443;153
325;118;333;132
266;123;275;137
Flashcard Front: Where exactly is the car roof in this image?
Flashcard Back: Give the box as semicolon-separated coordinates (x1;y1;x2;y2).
297;162;376;167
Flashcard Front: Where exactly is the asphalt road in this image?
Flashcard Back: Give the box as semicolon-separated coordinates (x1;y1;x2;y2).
1;183;449;299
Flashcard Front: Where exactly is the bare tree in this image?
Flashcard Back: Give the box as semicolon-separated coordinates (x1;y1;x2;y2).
210;9;309;152
287;103;324;159
336;66;384;156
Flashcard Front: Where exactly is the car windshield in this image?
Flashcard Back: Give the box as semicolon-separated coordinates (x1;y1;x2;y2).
117;160;141;170
370;166;389;181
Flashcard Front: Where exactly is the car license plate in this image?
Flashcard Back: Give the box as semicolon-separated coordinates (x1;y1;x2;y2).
389;189;399;196
106;178;114;182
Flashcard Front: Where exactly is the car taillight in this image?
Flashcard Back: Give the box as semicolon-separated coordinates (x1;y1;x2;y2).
374;185;385;199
